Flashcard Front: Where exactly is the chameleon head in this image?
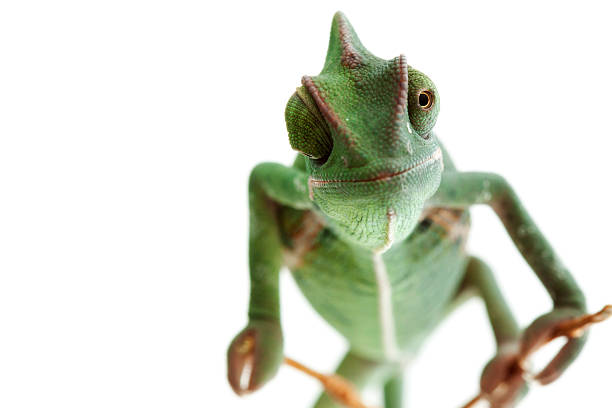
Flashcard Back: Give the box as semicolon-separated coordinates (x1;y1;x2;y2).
285;12;443;251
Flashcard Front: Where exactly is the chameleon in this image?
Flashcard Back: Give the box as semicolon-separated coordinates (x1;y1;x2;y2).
227;11;591;408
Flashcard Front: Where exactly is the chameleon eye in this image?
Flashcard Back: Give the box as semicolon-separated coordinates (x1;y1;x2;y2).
407;67;440;138
418;90;434;110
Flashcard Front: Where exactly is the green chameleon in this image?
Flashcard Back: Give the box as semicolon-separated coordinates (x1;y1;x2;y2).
227;12;589;408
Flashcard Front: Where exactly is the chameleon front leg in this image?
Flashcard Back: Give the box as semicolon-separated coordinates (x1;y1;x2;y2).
462;256;527;407
227;162;311;395
429;172;587;392
462;256;521;347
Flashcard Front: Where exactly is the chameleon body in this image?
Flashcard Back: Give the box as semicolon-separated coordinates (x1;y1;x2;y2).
228;12;587;408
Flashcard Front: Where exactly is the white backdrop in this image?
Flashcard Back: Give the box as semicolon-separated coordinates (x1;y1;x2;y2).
1;1;611;407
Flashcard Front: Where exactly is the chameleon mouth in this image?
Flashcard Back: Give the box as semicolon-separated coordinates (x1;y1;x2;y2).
309;147;442;187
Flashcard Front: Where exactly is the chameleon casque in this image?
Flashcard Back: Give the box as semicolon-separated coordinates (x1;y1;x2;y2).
227;12;594;408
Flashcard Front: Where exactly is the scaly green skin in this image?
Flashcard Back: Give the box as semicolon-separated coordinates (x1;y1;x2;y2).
227;12;587;408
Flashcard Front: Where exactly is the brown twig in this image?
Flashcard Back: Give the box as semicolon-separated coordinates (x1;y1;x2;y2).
284;357;373;408
554;304;612;338
461;392;485;408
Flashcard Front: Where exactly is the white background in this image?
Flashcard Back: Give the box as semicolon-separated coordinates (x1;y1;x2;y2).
1;1;610;407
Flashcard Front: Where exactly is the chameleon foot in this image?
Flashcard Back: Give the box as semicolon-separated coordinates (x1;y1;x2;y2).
227;320;284;395
462;304;612;408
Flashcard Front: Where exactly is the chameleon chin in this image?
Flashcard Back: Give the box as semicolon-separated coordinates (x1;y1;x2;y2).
227;11;610;408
